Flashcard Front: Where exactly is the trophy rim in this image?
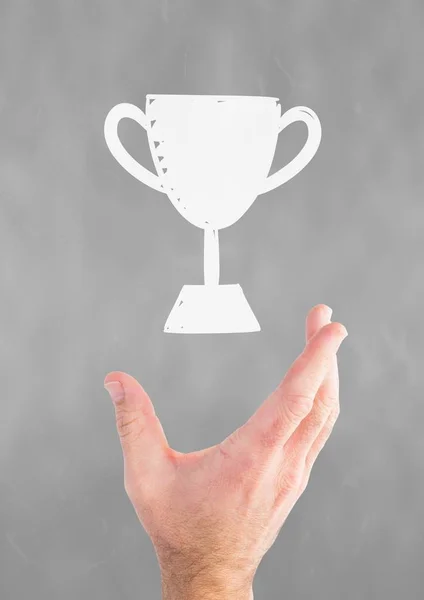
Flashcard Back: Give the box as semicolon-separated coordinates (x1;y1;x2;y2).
146;94;279;101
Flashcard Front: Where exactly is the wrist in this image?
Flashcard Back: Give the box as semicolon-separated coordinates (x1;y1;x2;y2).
160;567;254;600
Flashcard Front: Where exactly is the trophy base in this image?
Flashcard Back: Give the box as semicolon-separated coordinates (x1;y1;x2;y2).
164;284;261;334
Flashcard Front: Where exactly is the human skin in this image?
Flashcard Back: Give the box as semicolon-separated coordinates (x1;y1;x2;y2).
104;304;347;599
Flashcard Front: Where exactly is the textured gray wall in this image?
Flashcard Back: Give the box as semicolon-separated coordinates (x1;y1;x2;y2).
1;0;424;598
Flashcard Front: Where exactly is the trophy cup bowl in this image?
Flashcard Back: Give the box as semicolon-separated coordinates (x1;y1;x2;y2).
104;94;322;334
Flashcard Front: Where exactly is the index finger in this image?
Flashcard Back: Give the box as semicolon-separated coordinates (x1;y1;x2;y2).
240;321;347;451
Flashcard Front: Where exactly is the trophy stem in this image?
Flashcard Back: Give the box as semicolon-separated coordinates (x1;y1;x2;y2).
204;227;220;286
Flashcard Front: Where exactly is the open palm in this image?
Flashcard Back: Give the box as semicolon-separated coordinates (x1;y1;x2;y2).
104;304;347;591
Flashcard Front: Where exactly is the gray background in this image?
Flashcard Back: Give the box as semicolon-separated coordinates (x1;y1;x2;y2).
1;0;424;598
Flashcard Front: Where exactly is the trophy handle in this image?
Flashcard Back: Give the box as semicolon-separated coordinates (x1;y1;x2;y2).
104;103;165;193
260;106;322;195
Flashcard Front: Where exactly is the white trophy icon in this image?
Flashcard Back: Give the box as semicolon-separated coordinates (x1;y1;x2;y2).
104;95;321;334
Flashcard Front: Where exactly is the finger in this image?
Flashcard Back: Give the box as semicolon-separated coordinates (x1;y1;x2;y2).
305;405;339;475
284;357;339;461
299;405;340;496
234;321;347;453
104;371;169;479
283;308;340;462
305;304;333;342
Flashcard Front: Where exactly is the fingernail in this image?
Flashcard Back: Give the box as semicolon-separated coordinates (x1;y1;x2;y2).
104;381;125;404
339;325;348;342
329;324;348;353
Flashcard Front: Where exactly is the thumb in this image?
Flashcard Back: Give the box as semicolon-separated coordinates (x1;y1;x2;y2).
104;371;169;477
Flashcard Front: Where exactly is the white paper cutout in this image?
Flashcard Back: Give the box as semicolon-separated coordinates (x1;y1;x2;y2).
104;95;321;334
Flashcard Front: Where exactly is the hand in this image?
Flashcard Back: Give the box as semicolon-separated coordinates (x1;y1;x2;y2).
104;305;347;600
